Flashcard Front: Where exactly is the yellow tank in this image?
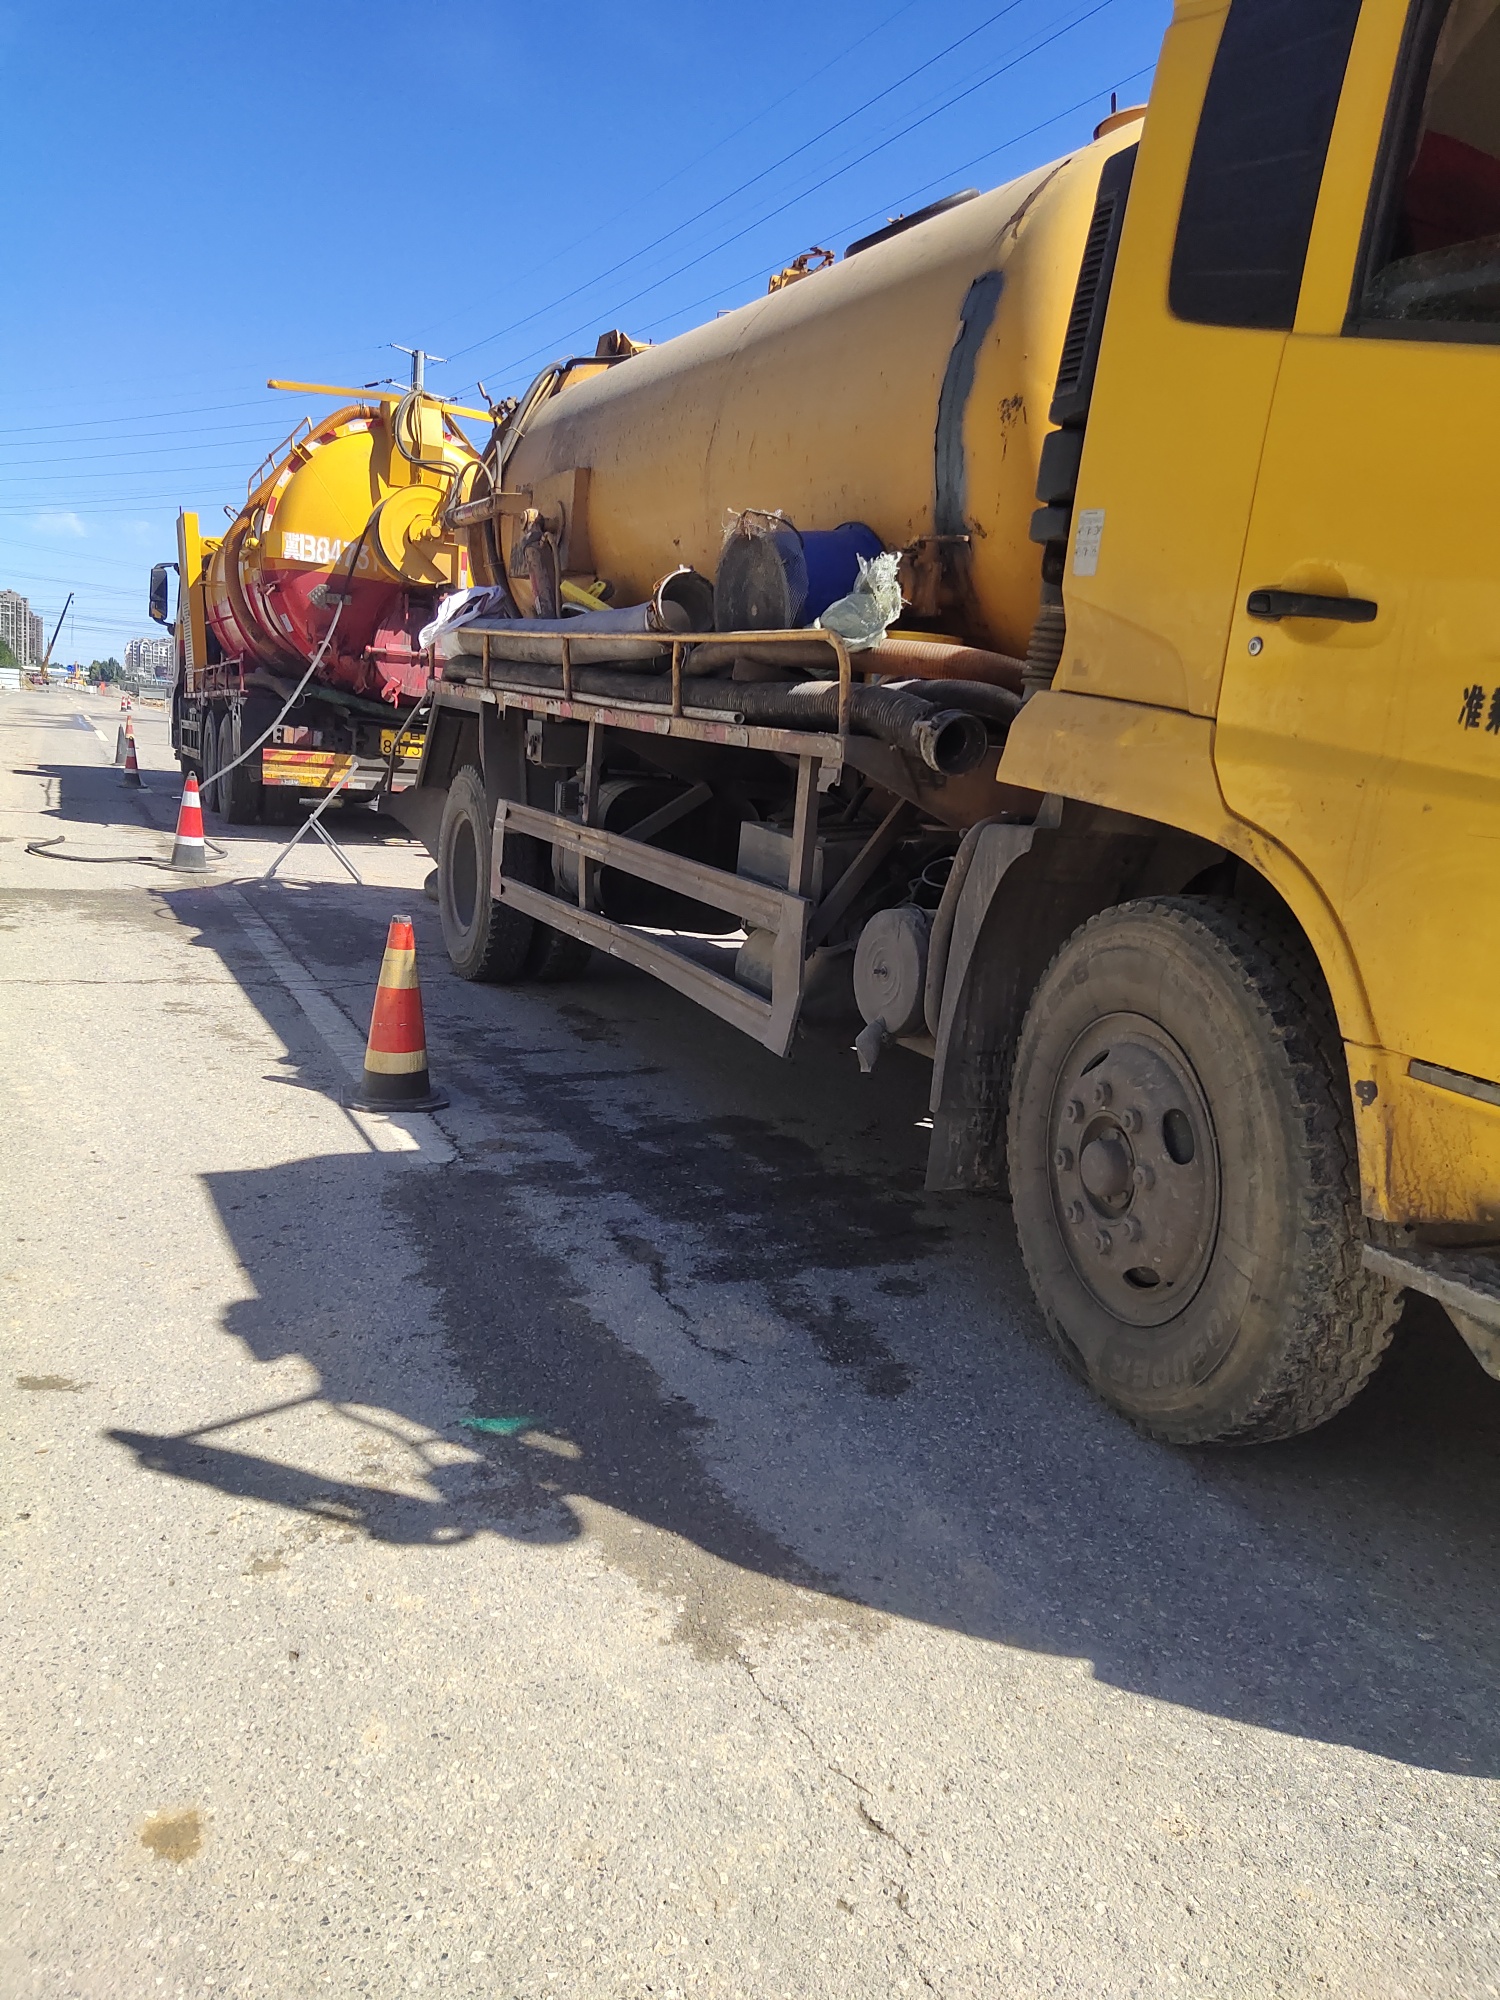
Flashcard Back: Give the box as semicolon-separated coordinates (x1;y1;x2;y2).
487;117;1143;660
203;389;479;702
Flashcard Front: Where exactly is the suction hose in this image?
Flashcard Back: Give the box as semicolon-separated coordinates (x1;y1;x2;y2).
878;678;1021;729
440;659;990;774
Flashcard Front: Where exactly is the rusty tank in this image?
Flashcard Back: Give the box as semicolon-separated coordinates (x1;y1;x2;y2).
470;113;1144;661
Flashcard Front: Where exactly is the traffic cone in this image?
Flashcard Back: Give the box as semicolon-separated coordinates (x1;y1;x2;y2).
169;775;209;871
121;718;144;789
348;916;448;1112
114;724;127;766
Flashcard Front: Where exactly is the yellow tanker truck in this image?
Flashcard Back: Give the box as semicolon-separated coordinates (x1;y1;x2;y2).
400;0;1500;1444
151;357;480;820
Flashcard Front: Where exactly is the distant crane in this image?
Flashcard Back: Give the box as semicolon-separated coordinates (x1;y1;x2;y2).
33;593;72;682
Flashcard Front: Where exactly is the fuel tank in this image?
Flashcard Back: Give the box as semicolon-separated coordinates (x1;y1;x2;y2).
204;394;479;702
489;118;1142;660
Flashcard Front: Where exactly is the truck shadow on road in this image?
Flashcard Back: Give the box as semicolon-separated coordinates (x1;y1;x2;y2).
104;880;1500;1782
8;745;419;859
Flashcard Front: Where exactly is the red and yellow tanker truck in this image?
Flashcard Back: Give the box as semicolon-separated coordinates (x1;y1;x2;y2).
151;359;481;819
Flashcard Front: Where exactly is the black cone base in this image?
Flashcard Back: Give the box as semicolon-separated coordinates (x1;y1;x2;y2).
346;1068;449;1113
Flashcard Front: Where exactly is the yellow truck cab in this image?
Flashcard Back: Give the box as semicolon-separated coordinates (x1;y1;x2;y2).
990;0;1500;1424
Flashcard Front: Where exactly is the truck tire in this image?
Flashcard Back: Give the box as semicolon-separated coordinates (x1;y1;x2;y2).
1006;897;1400;1446
217;712;261;825
438;766;538;982
199;710;220;814
262;787;302;826
524;926;594;982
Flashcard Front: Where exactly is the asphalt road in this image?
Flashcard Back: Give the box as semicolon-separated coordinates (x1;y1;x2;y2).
3;685;1498;2000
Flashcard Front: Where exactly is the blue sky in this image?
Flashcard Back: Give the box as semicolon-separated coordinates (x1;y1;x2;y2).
0;0;1170;662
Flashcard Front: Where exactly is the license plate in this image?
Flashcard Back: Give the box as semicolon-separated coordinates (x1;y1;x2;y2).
379;729;423;757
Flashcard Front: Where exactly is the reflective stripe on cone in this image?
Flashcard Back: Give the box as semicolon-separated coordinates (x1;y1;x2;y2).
170;776;209;871
121;719;143;790
348;915;448;1111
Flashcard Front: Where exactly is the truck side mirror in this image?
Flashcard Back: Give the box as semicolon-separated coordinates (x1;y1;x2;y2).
148;563;174;625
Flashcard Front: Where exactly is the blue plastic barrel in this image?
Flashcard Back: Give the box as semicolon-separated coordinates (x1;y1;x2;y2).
800;521;884;622
714;517;884;630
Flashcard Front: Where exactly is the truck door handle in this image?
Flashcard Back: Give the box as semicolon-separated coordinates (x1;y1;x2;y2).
1246;588;1378;623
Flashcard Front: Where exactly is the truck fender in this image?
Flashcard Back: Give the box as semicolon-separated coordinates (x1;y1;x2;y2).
926;802;1218;1192
479;700;526;817
396;695;482;856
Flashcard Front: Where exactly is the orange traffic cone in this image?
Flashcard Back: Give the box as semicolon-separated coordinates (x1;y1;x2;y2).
170;775;209;871
121;718;144;789
349;916;448;1111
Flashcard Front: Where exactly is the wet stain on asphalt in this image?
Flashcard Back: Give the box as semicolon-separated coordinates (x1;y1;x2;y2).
445;1036;945;1398
392;1167;876;1661
554;1001;625;1046
876;1275;924;1299
139;1808;202;1864
15;1375;90;1392
775;1290;913;1399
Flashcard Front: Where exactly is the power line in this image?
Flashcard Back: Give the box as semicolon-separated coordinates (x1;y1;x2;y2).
1;583;143;604
0;423;306;462
424;0;930;352
617;66;1154;351
462;0;1120;398
447;0;1037;366
0;395;289;440
0;496;236;515
0;543;176;575
2;464;269;487
0;569;145;596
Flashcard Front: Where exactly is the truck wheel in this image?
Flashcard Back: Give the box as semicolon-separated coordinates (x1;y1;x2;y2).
524;926;594;982
199;712;219;814
262;788;302;826
437;766;538;982
1006;897;1400;1445
217;713;261;824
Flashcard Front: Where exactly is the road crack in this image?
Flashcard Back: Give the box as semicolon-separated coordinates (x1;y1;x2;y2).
735;1652;913;1857
610;1226;744;1363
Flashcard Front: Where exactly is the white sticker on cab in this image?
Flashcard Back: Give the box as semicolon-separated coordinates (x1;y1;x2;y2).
1072;508;1105;578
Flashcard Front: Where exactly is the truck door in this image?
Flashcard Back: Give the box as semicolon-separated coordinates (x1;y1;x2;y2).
1215;0;1500;1092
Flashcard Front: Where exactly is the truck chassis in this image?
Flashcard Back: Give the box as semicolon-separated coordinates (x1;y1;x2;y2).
173;661;422;823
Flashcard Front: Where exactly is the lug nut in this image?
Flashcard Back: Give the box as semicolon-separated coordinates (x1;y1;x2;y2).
1065;1200;1086;1224
1063;1098;1084;1125
1054;1146;1075;1172
1094;1228;1113;1255
1122;1216;1144;1243
1132;1164;1155;1191
1093;1080;1113;1108
1121;1107;1143;1134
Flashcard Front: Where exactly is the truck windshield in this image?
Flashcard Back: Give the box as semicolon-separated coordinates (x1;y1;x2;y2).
1365;0;1500;323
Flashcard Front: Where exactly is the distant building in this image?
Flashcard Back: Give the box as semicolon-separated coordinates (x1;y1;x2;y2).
125;635;176;678
0;589;42;666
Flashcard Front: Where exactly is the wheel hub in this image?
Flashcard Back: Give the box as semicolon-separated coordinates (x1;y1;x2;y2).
1079;1133;1133;1205
1048;1013;1220;1328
